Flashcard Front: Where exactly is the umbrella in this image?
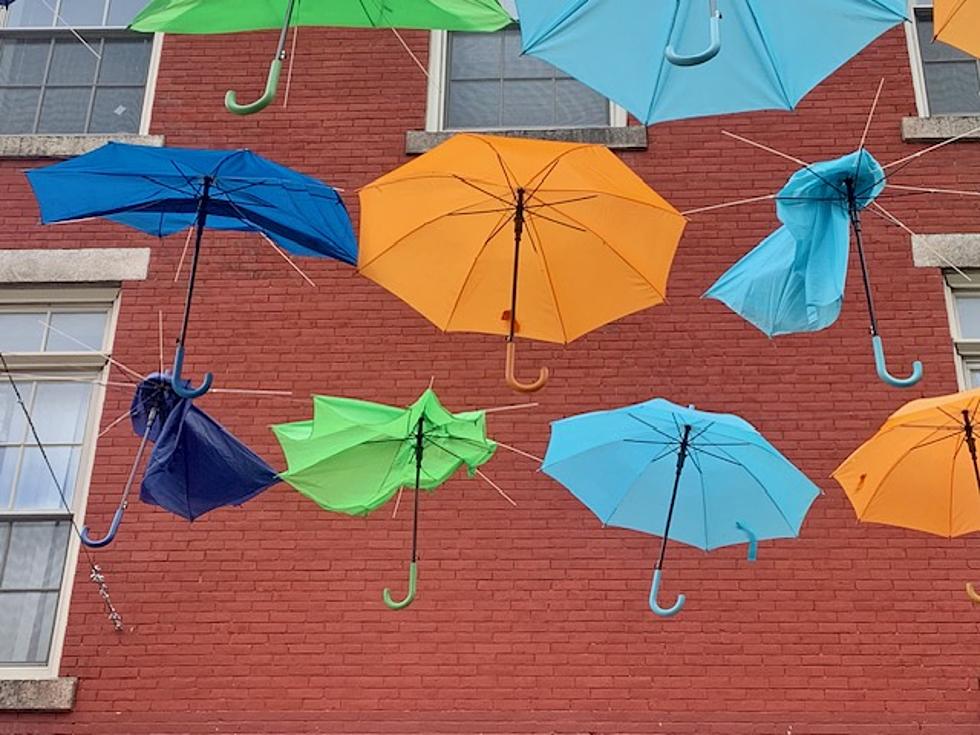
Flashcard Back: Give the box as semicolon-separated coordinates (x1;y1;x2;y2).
515;0;907;125
832;387;980;600
26;142;357;399
130;0;512;115
542;398;820;617
934;0;980;58
357;133;686;393
272;388;497;609
80;373;279;547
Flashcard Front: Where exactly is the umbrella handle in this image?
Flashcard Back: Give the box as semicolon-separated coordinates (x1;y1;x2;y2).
968;582;980;604
383;561;418;610
649;568;685;618
80;503;126;548
736;522;758;562
872;335;923;389
225;58;282;116
665;0;721;67
171;345;213;399
505;341;549;393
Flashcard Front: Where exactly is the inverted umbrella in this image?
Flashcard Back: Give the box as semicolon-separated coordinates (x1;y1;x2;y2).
130;0;511;114
272;388;497;609
832;387;980;600
81;373;279;547
27;142;357;398
542;398;820;617
934;0;980;58
358;133;686;393
516;0;907;125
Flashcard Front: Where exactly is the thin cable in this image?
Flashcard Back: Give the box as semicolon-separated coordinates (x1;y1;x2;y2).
283;24;299;108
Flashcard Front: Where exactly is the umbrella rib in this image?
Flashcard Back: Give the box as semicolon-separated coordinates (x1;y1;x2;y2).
465;135;520;198
710;444;799;536
905;429;967;452
524;146;593;199
626;412;681;444
950;432;967;536
526;206;588;233
933;0;970;38
523;187;684;220
743;0;795;109
452;174;516;208
525;215;571;343
601;446;679;527
690;445;743;466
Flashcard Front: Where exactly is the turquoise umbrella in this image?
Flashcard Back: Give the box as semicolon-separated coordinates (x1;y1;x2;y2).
542;398;820;618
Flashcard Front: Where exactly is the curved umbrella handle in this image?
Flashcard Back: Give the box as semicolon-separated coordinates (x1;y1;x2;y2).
649;568;685;618
225;58;283;116
872;335;923;389
383;561;418;610
967;582;980;604
665;0;722;67
80;503;126;549
736;522;758;562
505;341;549;393
171;345;213;399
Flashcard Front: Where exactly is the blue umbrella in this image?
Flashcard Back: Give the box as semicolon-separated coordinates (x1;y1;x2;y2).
516;0;907;125
81;373;279;547
542;398;820;617
26;143;357;398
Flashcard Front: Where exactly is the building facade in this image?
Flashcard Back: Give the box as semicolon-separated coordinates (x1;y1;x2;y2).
1;1;980;732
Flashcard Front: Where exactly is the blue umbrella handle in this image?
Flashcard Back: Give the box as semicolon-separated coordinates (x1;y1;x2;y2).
967;583;980;604
80;503;126;548
736;522;758;562
225;58;282;116
665;0;722;67
383;561;418;610
649;568;685;618
171;345;213;399
872;335;923;389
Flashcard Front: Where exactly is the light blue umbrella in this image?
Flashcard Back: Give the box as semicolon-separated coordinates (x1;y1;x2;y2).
542;399;820;617
516;0;908;125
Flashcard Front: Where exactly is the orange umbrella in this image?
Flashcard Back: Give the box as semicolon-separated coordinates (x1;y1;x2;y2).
934;0;980;58
832;388;980;601
358;134;686;392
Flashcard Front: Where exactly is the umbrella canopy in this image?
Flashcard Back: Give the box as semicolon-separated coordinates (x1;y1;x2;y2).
358;133;686;392
272;388;497;608
27;142;356;399
543;398;820;616
516;0;907;125
934;0;980;59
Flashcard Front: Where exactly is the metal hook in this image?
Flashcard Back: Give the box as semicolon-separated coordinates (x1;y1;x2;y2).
871;335;923;389
170;344;213;399
649;568;686;617
505;341;549;393
665;0;722;67
736;521;758;562
80;503;127;548
224;0;296;115
383;561;418;610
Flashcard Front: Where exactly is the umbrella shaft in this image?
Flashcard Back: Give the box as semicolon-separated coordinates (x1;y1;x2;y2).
656;424;692;571
963;410;980;492
176;177;212;352
275;0;298;59
845;178;879;336
411;416;424;563
508;188;526;342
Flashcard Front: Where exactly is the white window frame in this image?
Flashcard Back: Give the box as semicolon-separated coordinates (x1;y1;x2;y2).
0;286;120;680
424;29;628;133
943;271;980;390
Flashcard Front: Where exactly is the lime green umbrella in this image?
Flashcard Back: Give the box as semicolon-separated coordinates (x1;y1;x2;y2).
272;388;497;609
131;0;512;115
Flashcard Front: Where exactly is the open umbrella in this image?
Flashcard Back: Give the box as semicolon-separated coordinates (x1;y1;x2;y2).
516;0;907;125
272;388;497;609
81;373;279;547
934;0;980;58
832;387;980;601
542;398;820;617
358;133;686;393
26;142;357;399
130;0;512;115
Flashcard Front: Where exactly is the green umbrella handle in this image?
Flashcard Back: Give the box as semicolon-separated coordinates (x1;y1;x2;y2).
967;582;980;604
383;561;418;610
225;58;282;116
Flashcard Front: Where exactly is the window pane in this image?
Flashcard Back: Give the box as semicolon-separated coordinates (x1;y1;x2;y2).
502;79;554;127
0;448;17;510
89;85;142;133
956;296;980;338
970;368;980;389
28;382;92;444
446;79;500;129
2;522;69;590
59;0;108;27
923;63;980;115
449;32;500;80
556;79;608;126
46;311;107;352
47;38;99;85
0;591;59;664
3;0;56;28
13;445;79;510
107;0;146;27
0;312;46;352
0;381;30;443
0;38;50;85
0;87;40;133
98;38;150;84
503;30;552;78
37;86;92;133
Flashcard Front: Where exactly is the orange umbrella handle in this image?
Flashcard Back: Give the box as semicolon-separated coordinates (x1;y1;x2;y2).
505;341;549;393
967;582;980;604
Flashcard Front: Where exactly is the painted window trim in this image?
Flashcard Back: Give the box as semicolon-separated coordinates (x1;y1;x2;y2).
943;271;980;390
904;3;931;118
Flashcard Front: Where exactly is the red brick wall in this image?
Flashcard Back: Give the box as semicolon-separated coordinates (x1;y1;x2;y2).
2;25;979;735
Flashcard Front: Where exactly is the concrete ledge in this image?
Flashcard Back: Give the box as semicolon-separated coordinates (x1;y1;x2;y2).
902;116;980;142
0;248;151;283
0;678;77;712
912;234;980;268
0;134;165;159
406;126;647;154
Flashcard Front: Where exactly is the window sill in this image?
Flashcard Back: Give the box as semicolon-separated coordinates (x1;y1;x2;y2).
0;134;164;159
912;233;980;268
901;116;980;143
0;678;77;712
405;126;648;155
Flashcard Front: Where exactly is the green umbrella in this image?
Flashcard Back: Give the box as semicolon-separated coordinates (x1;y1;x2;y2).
272;388;497;609
130;0;512;115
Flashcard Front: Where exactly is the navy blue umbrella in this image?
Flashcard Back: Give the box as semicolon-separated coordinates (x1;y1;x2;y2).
26;143;357;399
81;374;279;547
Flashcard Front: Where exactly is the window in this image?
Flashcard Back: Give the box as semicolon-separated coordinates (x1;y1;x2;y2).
0;291;115;673
428;27;624;131
0;0;153;135
909;1;980;116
